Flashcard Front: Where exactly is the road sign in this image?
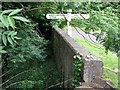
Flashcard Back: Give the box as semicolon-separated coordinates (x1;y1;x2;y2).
46;14;89;19
46;9;90;37
71;14;90;19
46;14;67;19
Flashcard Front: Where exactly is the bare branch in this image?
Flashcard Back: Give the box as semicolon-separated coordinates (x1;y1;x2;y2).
0;69;12;78
21;7;56;13
88;34;100;45
36;27;44;38
0;69;34;87
0;55;7;64
5;80;25;88
44;78;73;90
5;80;35;88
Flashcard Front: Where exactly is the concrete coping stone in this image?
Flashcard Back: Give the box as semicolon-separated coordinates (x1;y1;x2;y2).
53;25;102;62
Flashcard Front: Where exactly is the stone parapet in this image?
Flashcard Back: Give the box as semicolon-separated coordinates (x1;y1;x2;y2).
53;25;103;86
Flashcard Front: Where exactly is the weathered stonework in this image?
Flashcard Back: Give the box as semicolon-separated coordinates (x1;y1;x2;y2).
53;26;103;85
83;58;103;83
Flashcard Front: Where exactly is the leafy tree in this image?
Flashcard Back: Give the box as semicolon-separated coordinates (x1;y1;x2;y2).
70;2;119;54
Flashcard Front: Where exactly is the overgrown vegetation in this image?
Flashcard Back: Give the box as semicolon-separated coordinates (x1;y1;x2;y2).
72;55;83;87
4;25;48;67
0;2;119;89
1;3;61;89
3;59;60;89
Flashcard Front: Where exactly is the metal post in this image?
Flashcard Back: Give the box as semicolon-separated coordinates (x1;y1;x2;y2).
67;9;72;37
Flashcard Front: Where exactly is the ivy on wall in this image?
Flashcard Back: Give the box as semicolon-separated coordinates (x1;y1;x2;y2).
72;55;83;87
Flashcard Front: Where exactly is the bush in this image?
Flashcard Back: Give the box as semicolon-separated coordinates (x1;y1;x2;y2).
3;24;50;88
5;25;48;69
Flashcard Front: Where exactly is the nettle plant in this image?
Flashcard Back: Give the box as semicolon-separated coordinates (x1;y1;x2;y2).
72;55;83;88
0;8;30;52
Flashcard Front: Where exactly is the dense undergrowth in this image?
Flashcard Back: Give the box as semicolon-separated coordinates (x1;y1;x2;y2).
1;2;62;89
2;23;61;89
3;58;60;89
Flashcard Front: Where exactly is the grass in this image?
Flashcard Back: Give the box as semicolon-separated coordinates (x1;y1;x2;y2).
73;37;118;88
62;26;82;31
103;69;118;88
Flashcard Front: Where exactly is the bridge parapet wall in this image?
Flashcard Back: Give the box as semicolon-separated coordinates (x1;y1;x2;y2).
53;26;103;84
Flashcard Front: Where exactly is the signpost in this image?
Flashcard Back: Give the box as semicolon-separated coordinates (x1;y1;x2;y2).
46;9;90;37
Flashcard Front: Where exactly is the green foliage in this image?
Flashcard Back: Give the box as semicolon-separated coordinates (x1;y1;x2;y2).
2;18;59;89
8;9;22;16
1;3;62;89
18;80;36;88
0;8;30;30
5;25;48;68
59;2;119;54
0;9;30;52
4;60;60;89
72;2;119;54
13;16;30;22
1;3;61;89
0;46;7;53
72;55;83;87
1;10;13;15
89;7;119;53
2;31;18;46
